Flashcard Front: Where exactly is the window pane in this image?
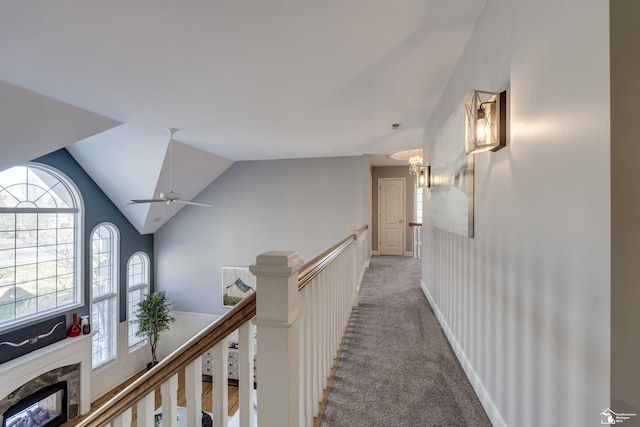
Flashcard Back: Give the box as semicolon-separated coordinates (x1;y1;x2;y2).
0;284;15;305
0;231;15;250
0;214;15;231
92;297;117;368
0;267;15;286
15;297;36;317
37;213;57;230
0;249;15;269
15;213;37;231
0;302;14;323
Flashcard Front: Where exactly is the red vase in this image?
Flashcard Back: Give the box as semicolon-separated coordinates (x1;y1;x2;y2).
68;313;82;337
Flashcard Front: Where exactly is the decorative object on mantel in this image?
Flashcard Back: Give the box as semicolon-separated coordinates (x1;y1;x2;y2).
68;313;82;337
134;291;175;370
0;315;67;364
81;315;91;335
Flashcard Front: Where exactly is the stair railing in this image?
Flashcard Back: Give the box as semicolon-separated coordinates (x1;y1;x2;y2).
76;225;368;427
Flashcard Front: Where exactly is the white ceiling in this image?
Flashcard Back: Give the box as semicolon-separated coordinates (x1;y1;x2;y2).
0;1;486;233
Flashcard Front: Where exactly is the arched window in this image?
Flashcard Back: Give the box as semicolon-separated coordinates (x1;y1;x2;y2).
127;252;149;352
91;223;119;369
0;163;83;331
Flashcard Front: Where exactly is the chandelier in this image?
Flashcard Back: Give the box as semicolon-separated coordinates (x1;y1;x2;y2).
389;148;423;175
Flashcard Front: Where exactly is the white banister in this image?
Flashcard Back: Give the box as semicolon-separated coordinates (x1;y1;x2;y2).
76;227;368;427
185;357;203;426
238;321;255;427
160;374;178;427
113;408;131;427
212;339;230;426
250;251;305;427
136;392;155;427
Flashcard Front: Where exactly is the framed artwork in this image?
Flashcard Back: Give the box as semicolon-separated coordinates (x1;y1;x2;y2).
222;266;256;308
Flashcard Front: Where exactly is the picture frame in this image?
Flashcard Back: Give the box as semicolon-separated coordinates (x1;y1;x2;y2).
221;266;256;308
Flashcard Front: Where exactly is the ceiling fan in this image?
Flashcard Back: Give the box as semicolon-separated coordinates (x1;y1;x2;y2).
129;129;215;208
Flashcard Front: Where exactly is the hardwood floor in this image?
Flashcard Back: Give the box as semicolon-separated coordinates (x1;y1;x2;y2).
66;368;240;426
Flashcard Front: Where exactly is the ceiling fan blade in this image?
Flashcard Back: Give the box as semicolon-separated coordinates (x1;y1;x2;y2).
129;198;167;204
178;200;215;207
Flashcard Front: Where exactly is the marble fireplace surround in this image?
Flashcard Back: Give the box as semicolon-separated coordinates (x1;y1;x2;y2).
0;333;92;423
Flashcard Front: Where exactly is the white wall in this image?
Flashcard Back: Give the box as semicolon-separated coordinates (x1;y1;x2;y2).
157;311;220;360
91;321;150;400
155;156;368;315
421;0;610;426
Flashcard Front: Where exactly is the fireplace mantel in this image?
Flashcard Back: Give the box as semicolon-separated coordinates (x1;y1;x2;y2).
0;333;93;416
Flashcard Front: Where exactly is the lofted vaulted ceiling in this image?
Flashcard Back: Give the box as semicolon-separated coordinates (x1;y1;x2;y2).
0;1;487;233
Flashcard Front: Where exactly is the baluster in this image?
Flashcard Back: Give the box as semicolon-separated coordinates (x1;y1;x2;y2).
136;392;155;427
302;287;312;426
311;276;320;415
113;408;132;427
320;269;328;390
161;375;178;427
185;357;203;426
212;338;229;427
238;321;255;427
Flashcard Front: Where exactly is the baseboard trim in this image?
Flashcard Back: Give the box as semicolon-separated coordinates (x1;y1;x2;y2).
420;280;507;427
372;250;379;256
404;251;413;257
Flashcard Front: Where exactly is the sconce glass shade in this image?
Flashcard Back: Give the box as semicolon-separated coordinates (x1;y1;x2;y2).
417;165;430;188
465;90;506;155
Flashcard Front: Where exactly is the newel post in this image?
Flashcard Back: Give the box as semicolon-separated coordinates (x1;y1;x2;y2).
250;251;305;427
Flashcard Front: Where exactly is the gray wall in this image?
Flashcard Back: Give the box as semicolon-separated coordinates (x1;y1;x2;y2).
610;0;640;414
421;0;610;426
155;156;369;315
371;166;415;253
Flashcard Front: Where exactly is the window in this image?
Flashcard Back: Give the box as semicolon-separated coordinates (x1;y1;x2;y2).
127;252;149;352
415;187;424;224
91;223;119;369
0;164;82;331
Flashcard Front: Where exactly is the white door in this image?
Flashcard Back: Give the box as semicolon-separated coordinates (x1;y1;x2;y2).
379;178;405;256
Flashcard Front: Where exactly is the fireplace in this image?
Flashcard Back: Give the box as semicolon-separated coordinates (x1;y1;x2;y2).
0;333;92;424
2;382;67;427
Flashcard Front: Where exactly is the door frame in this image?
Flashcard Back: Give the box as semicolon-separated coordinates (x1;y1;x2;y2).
377;177;406;256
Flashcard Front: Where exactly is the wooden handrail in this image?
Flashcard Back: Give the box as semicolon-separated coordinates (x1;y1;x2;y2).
408;222;422;227
298;225;368;290
76;293;256;427
298;235;354;290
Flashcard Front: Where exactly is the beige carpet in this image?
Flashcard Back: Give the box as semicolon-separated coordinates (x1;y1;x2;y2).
320;256;491;427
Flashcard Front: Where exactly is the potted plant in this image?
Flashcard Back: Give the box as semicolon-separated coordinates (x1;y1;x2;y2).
135;291;175;370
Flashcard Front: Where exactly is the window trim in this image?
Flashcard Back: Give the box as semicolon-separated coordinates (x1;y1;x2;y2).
127;251;149;353
90;222;119;370
0;162;84;333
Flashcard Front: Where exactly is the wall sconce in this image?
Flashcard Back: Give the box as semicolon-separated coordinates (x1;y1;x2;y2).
417;165;430;188
464;90;506;155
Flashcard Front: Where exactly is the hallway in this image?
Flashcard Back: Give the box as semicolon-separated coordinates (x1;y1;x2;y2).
320;256;490;427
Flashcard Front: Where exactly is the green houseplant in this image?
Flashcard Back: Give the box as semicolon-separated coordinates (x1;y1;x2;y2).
135;291;175;369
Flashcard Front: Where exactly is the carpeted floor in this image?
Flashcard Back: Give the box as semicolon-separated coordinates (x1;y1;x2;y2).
320;256;491;427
